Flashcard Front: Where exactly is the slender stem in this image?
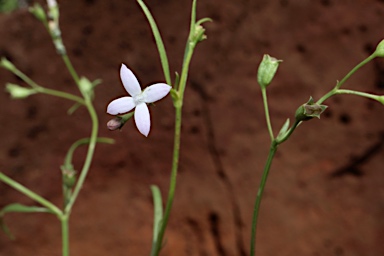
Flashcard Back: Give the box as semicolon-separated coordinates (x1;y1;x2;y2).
11;68;41;89
9;67;85;104
261;88;274;141
335;89;380;100
60;215;69;256
178;42;195;101
151;106;182;256
37;87;85;104
62;55;80;84
63;137;114;168
151;25;197;256
335;53;376;90
250;141;278;256
316;88;336;105
318;53;377;104
0;172;62;216
64;101;99;214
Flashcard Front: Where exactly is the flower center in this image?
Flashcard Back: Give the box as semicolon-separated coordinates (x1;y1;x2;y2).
133;93;145;105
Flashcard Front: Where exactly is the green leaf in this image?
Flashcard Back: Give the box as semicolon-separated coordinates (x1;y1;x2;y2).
91;79;102;88
137;0;171;85
0;203;54;239
1;203;54;215
276;118;290;141
63;137;115;171
150;185;163;244
196;17;212;26
67;102;82;115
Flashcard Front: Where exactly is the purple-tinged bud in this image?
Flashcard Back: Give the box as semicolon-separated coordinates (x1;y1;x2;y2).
295;97;327;122
107;117;125;131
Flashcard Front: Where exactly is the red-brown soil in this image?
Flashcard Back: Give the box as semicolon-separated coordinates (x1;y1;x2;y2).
1;1;384;255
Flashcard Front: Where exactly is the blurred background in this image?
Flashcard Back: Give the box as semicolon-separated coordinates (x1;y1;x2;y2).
1;0;384;255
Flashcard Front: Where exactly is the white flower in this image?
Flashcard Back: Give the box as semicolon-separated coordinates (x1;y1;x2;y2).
47;0;57;8
107;64;171;137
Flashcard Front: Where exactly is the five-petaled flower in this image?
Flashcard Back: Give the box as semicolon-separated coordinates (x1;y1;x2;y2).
107;64;171;137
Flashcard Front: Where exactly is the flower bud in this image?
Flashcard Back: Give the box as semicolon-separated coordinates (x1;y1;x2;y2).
295;97;327;122
79;76;93;98
193;25;207;43
374;39;384;57
377;95;384;105
6;83;37;99
257;54;282;89
61;168;76;188
107;117;125;131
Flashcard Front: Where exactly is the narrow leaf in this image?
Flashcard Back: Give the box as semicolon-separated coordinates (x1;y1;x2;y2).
276;118;290;140
0;203;54;239
137;0;171;85
150;185;163;243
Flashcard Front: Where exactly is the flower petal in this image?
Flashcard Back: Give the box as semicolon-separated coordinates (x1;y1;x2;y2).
107;97;135;115
134;103;150;137
143;83;172;103
120;64;142;96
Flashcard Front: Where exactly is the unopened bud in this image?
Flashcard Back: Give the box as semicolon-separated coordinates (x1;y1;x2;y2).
193;25;207;43
6;83;37;99
295;97;327;122
107;117;125;131
107;112;134;131
377;95;384;105
374;39;384;57
257;54;282;89
61;168;76;188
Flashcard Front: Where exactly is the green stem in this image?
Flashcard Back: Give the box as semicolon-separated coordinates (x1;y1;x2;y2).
261;88;274;141
11;68;41;89
250;141;278;256
0;172;62;216
9;67;85;104
151;105;182;256
151;22;197;256
335;89;380;100
60;215;69;256
64;101;99;214
316;88;336;105
317;53;377;104
62;55;80;84
63;137;114;169
37;87;85;104
335;53;376;90
317;88;381;106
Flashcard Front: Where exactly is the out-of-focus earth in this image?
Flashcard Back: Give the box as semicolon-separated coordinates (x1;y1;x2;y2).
1;1;384;255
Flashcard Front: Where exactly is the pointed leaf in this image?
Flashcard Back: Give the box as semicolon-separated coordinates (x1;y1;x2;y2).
150;185;163;244
0;203;54;239
276;118;290;141
0;203;54;215
67;102;82;115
